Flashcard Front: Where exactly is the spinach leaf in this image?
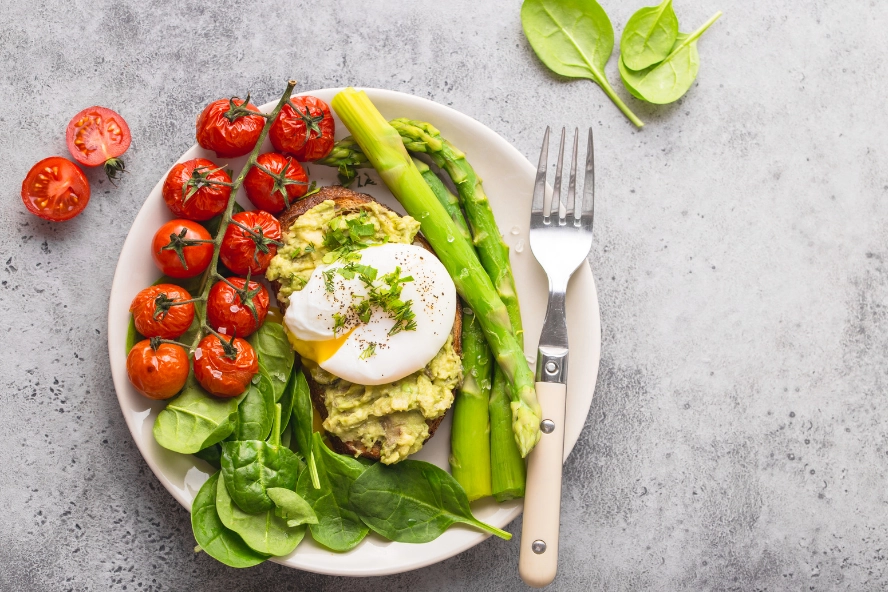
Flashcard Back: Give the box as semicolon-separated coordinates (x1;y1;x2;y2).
221;404;302;514
190;472;268;568
521;0;643;127
216;471;306;556
618;12;722;104
267;487;318;527
277;360;298;433
297;432;368;552
290;369;320;488
248;322;295;402
153;375;244;454
620;0;678;71
350;460;512;543
194;443;222;470
232;372;275;442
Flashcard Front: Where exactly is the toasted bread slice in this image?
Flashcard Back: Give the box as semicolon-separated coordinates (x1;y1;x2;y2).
272;185;462;461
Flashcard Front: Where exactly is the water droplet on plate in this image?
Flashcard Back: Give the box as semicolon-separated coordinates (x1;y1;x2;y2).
510;226;520;235
515;239;525;253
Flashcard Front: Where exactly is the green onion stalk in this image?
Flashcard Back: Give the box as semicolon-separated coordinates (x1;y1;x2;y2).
331;88;541;457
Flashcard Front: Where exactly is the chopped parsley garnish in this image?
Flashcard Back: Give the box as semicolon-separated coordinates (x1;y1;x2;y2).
322;269;336;293
332;312;346;336
325;263;418;336
322;211;378;263
304;243;315;254
360;342;377;360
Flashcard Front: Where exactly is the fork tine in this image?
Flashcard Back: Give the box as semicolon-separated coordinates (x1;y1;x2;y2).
582;127;595;227
550;128;566;221
565;128;578;224
531;127;549;216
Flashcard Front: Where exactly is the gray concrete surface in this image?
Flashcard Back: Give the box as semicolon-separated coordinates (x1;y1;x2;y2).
1;0;886;589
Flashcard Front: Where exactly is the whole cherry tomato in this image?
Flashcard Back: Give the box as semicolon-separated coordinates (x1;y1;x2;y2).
65;106;131;182
243;152;309;214
269;95;335;161
162;158;231;221
193;334;258;397
196;97;265;158
130;284;195;339
207;277;269;338
126;339;190;400
151;219;214;278
219;210;282;275
21;156;90;222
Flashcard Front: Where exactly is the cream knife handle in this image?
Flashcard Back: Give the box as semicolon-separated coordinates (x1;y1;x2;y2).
519;381;567;588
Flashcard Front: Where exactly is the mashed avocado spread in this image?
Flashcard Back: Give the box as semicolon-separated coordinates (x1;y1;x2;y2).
267;200;462;464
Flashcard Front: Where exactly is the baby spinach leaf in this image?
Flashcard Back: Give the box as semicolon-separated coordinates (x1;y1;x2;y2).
277;361;299;433
190;472;268;568
521;0;643;127
221;404;302;514
216;471;306;556
290;369;320;489
297;433;368;552
618;12;722;104
248;322;295;402
153;375;244;454
267;487;318;527
350;460;512;543
232;372;275;441
620;0;678;71
194;443;222;470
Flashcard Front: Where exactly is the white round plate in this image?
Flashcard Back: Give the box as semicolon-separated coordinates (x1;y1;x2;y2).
107;88;601;576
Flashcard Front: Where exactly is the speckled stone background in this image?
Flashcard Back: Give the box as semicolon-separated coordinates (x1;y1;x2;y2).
2;0;886;589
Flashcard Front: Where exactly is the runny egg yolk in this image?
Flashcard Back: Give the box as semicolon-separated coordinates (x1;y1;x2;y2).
290;328;355;364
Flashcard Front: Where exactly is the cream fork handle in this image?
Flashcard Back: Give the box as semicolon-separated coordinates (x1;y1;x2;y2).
518;381;567;588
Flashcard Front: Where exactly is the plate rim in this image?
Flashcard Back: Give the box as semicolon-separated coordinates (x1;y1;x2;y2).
107;86;601;576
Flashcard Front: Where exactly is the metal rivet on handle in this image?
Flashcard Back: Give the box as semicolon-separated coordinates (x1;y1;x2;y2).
545;361;558;374
532;540;547;554
540;419;555;434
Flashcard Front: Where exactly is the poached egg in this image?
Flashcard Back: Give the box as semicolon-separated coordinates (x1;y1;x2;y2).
284;243;456;385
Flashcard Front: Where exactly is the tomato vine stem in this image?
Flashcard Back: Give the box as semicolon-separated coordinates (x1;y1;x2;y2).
188;79;298;354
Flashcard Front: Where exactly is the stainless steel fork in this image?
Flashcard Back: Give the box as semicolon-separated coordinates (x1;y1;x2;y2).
519;127;595;588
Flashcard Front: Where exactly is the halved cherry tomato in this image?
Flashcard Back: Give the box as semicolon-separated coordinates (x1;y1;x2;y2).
207;277;270;338
130;284;195;339
162;158;231;221
196;98;265;158
152;220;214;279
193;334;258;397
269;95;335;161
65;106;131;182
219;210;282;275
21;157;90;222
126;339;190;400
243;152;309;214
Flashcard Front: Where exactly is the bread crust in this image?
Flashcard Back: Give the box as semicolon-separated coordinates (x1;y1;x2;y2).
272;185;462;461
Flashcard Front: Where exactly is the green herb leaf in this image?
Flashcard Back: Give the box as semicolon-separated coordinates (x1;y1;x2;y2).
267;487;318;527
618;13;722;104
191;472;268;568
521;0;643;127
349;460;512;543
619;0;679;71
360;343;376;360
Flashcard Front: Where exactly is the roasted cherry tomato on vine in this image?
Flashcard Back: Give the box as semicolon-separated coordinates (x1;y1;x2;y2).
207;277;270;338
130;284;195;339
193;334;258;397
151;219;214;278
162;158;231;221
126;339;190;400
219;210;282;275
21;157;91;222
243;152;309;214
269;95;335;161
196;97;265;158
65;106;131;182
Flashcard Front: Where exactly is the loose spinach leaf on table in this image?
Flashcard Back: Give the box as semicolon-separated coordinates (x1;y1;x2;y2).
297;432;369;552
221;404;302;514
350;460;512;543
248;321;295;403
216;471;306;556
521;0;644;127
232;372;275;442
191;472;268;568
267;487;318;528
620;0;678;70
290;369;320;488
153;374;244;454
619;12;722;104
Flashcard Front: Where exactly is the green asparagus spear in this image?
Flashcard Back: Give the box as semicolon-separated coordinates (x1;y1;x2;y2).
413;158;470;241
330;88;541;457
489;365;527;501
